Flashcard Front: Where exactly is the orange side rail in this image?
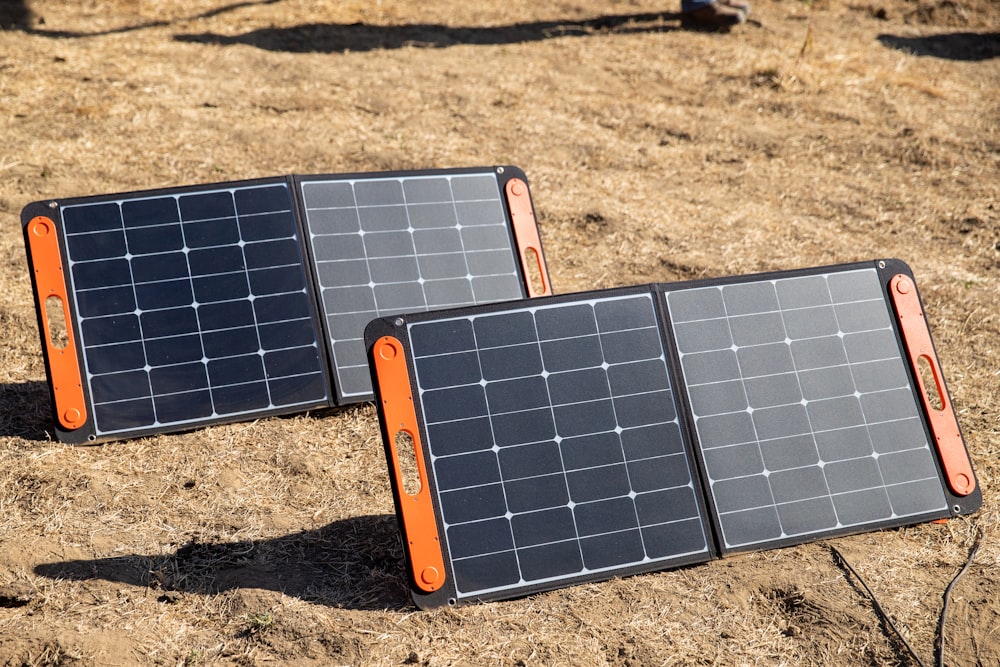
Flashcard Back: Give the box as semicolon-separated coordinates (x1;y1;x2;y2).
372;335;447;593
889;274;975;497
26;216;88;431
505;178;551;298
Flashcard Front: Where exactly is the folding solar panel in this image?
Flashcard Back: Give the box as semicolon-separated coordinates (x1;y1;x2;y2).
22;166;550;443
366;260;980;608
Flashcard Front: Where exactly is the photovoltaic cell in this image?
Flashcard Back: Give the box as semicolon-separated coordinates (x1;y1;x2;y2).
406;293;710;600
368;261;978;607
300;172;523;400
60;181;329;438
663;268;949;551
24;166;545;442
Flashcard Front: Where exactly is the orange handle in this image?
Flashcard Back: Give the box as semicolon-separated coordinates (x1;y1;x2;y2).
889;274;975;497
505;178;551;297
26;216;88;431
372;335;446;592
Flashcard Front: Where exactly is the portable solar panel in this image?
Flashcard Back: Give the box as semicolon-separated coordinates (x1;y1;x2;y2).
22;166;550;443
366;259;980;608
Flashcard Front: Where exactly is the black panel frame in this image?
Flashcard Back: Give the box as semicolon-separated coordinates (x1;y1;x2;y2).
22;166;544;443
367;259;981;608
366;285;717;609
657;259;981;556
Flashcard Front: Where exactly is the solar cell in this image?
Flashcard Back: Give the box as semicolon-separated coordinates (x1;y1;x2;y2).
23;166;549;443
663;267;950;552
298;171;528;401
367;260;980;608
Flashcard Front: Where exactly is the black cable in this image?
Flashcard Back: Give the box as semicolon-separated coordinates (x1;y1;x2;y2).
935;527;983;667
829;544;927;667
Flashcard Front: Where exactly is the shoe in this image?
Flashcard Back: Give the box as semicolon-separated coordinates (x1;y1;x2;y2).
681;2;746;30
720;0;751;18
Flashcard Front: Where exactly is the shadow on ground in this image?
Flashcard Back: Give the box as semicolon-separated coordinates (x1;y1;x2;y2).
172;12;683;52
34;514;412;611
0;381;55;441
877;31;1000;61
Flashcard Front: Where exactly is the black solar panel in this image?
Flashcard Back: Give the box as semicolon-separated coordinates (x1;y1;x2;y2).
366;260;980;608
23;167;550;443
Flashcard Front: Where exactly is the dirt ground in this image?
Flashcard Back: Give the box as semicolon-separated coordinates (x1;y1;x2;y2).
0;0;998;664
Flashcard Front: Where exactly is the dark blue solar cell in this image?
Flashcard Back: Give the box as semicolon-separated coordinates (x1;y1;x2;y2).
258;319;319;351
76;286;136;318
202;326;260;358
86;342;145;375
188;246;245;275
207;354;265;386
66;230;127;262
62;202;121;234
249;265;305;295
238;211;297;241
90;370;150;404
448;519;514;559
452;552;520;594
255;292;312;323
433;450;502;491
234;185;291;215
144;334;203;366
80;314;140;346
212;381;271;414
580;530;645;570
183;217;240;248
534;304;597;341
140;307;199;338
244;238;301;269
72;258;131;290
193;272;250;303
179;191;236;221
440;483;507;524
149;362;209;395
269;373;328;406
125;225;184;255
519;541;584;581
263;347;321;378
134;279;193;310
121;197;179;228
130;252;188;284
94;398;155;432
154;390;213;423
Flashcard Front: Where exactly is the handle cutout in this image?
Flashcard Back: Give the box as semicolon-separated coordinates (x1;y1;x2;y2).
394;430;422;495
916;355;944;411
523;246;546;297
45;295;70;350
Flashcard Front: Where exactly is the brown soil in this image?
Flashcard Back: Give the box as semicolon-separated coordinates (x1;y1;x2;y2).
1;0;998;665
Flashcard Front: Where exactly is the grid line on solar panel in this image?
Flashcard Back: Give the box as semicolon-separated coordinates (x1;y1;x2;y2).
301;172;524;399
407;294;709;599
664;269;948;550
60;183;328;436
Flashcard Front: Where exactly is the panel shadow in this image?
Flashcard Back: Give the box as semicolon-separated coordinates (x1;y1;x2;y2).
877;32;1000;61
34;514;411;611
0;381;55;441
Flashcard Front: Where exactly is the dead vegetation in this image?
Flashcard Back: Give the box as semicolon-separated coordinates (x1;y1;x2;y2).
0;0;998;664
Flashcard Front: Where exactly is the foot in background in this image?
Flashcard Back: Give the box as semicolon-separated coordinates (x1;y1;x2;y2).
680;0;749;30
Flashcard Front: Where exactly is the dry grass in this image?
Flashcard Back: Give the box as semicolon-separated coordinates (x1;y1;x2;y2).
1;0;998;664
